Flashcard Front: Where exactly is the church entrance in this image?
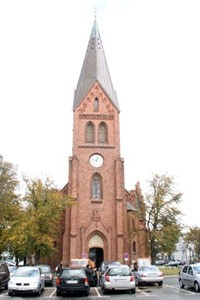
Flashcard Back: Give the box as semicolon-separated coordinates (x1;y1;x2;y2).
89;247;103;269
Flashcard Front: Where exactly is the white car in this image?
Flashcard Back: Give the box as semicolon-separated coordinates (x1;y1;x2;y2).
8;266;45;296
100;264;136;294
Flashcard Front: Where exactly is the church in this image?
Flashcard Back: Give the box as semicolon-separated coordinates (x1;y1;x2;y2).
58;19;149;269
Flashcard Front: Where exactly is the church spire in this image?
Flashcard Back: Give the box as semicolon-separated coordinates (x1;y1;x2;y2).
73;20;120;111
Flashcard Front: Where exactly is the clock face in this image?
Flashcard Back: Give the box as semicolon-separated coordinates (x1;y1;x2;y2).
89;154;104;168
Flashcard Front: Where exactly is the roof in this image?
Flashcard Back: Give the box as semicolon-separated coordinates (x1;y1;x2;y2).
73;19;120;111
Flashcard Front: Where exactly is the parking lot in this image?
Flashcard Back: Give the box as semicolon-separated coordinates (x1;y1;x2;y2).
1;277;200;299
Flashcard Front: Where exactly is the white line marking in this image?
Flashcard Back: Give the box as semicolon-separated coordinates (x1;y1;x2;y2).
164;284;196;295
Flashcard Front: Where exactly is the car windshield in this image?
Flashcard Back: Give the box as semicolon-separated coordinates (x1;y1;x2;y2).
108;267;131;276
193;266;200;274
14;268;39;277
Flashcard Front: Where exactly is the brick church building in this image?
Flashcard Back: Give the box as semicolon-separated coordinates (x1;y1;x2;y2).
57;20;149;268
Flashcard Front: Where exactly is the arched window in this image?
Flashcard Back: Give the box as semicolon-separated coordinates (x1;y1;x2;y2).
86;122;94;143
98;122;108;144
94;97;99;111
91;173;102;199
132;241;136;253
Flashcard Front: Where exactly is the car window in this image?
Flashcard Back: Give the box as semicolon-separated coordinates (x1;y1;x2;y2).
108;267;130;276
188;266;193;275
39;266;50;272
140;266;151;271
62;269;84;277
193;266;200;274
182;265;188;273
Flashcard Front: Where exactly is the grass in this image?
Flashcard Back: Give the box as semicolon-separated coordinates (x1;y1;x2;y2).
160;266;180;276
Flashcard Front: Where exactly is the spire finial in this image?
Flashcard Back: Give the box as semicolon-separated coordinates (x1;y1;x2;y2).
94;7;97;19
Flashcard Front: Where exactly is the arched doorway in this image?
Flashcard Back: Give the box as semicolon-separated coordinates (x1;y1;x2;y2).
88;234;104;269
89;247;103;269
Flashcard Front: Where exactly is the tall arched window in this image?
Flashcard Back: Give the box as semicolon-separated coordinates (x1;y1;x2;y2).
98;122;108;144
91;173;102;199
132;241;136;253
86;122;94;143
94;97;99;111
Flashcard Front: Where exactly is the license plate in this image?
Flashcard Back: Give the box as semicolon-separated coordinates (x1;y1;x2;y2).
115;279;125;282
67;280;78;284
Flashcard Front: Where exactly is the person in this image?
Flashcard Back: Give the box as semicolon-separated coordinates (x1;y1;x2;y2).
84;264;97;287
55;261;63;276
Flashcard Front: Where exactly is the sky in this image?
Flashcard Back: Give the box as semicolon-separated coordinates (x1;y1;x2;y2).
0;0;200;227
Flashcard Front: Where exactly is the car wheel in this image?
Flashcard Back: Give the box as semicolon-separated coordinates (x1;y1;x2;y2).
158;281;163;286
36;286;41;296
56;291;62;296
179;278;185;289
130;288;136;294
103;289;108;294
194;281;200;292
8;291;13;296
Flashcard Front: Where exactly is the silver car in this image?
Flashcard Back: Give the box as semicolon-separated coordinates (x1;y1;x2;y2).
100;264;136;294
179;264;200;292
133;265;164;286
8;266;45;296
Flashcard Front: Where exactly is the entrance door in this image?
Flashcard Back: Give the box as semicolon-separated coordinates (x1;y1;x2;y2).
89;248;103;269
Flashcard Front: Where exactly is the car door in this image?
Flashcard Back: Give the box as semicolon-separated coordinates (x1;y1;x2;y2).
187;266;194;287
181;265;189;286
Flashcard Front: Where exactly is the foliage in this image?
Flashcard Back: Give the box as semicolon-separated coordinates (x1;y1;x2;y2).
0;157;74;263
185;226;200;261
142;174;183;263
0;159;21;255
21;177;74;262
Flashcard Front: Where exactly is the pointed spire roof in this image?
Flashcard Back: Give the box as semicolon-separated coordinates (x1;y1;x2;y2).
73;20;120;111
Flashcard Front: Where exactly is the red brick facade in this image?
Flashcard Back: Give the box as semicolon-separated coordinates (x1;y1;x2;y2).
60;83;149;268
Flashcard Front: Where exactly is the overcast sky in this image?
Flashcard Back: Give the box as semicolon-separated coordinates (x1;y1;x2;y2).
1;0;200;227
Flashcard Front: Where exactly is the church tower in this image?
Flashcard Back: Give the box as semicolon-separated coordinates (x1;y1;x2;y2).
61;20;149;268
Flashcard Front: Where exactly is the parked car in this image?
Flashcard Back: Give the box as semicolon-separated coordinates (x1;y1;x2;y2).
100;264;136;294
99;261;121;281
132;265;164;286
179;263;200;292
8;266;45;296
155;260;165;266
4;260;16;266
35;264;53;286
56;267;90;296
166;260;181;267
0;262;10;290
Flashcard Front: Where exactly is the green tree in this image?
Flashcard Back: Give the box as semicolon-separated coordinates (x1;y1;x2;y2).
143;174;183;263
0;158;21;255
22;177;74;263
185;227;200;261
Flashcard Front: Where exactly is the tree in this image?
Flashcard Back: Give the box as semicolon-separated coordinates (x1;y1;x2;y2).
0;158;21;255
142;174;183;263
21;177;74;263
185;227;200;261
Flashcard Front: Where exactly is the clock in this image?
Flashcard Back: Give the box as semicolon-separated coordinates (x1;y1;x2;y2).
89;154;104;168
